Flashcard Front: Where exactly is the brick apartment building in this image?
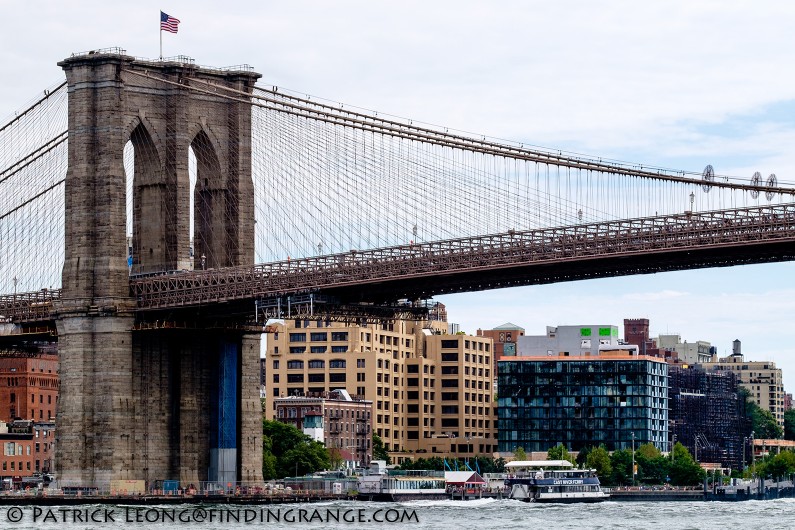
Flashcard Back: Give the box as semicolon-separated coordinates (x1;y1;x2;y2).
0;351;58;423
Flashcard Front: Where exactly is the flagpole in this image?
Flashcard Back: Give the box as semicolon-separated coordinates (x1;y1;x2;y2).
160;28;162;60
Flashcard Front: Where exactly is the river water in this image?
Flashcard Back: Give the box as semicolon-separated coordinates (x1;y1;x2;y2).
4;498;795;529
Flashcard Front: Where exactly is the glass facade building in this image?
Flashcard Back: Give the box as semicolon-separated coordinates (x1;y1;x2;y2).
498;355;668;452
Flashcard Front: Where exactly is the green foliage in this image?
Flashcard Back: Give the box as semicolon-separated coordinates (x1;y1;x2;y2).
513;446;527;460
547;444;574;464
756;450;795;479
609;449;633;487
397;456;505;473
329;448;344;470
633;443;667;484
752;408;784;439
586;446;612;484
397;456;445;471
576;447;591;469
785;410;795;441
740;388;783;439
669;442;705;486
372;434;391;465
262;419;330;479
636;442;661;460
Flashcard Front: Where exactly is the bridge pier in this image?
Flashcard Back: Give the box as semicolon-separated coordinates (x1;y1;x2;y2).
56;313;136;487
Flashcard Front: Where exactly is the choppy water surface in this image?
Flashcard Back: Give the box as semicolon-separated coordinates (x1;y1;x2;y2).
5;498;795;530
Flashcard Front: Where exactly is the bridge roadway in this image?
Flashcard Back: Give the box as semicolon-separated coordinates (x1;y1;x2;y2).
2;202;795;325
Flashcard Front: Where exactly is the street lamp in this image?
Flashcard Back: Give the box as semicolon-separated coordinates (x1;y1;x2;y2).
750;431;755;472
694;436;699;463
689;192;695;212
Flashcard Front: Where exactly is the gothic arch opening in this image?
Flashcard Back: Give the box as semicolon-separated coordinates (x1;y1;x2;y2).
124;123;172;273
191;130;230;269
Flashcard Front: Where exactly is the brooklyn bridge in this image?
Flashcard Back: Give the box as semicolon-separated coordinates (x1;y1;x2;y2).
0;48;794;488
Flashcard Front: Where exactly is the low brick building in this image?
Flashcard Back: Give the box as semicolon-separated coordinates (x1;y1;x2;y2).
0;420;55;487
274;389;372;466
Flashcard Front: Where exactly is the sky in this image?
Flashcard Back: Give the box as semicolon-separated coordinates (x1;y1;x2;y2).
2;1;795;391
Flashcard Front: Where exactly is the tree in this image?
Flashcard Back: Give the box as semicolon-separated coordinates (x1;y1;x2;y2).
576;447;591;469
262;419;331;479
513;446;527;461
586;446;612;485
609;449;633;487
636;442;661;460
669;442;705;486
372;434;390;464
740;387;783;439
547;444;574;464
757;450;795;479
329;448;344;470
785;410;795;441
633;442;669;484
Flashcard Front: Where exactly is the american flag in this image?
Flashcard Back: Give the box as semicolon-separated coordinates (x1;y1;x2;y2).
160;11;180;33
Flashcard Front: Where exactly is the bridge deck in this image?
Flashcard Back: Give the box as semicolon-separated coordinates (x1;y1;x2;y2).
1;203;794;324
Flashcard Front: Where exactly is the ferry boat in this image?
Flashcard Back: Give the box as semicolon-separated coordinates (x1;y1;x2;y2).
357;462;447;501
505;460;608;503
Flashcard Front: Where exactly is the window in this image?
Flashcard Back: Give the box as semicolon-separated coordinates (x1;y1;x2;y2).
310;332;328;342
272;374;279;383
308;374;325;383
442;353;459;362
331;346;347;353
310;346;328;353
357;359;366;368
289;346;306;354
330;359;347;369
272;360;280;369
287;360;304;369
289;333;307;342
331;332;349;341
287;374;304;383
329;373;347;383
441;339;458;349
308;360;325;369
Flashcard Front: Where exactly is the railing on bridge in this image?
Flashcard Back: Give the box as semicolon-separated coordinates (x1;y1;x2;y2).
2;203;795;323
0;289;59;324
130;202;795;309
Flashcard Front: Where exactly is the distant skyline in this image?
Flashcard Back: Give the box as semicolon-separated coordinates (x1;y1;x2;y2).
1;1;794;392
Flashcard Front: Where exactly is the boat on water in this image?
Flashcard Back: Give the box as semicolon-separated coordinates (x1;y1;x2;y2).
505;460;608;503
357;469;447;501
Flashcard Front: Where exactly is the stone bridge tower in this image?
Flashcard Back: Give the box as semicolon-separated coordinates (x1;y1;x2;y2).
54;50;262;488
